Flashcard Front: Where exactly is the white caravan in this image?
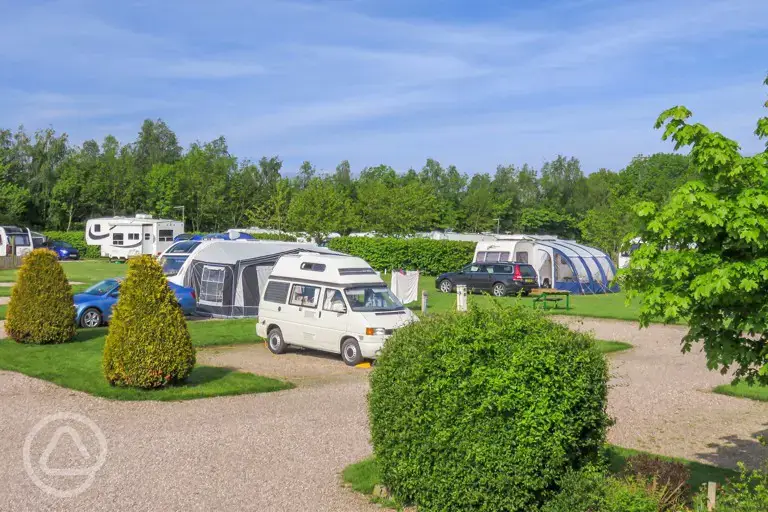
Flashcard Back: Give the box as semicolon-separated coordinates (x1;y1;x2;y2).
618;237;642;269
257;252;418;365
85;214;184;260
0;226;34;257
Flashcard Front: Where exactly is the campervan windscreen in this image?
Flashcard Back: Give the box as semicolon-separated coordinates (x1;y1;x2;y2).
344;286;404;312
159;255;188;276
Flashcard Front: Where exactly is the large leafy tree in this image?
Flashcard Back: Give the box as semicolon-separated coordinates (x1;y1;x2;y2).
622;79;768;383
288;177;352;242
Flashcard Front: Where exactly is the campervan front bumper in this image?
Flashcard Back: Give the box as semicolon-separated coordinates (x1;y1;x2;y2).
358;333;393;359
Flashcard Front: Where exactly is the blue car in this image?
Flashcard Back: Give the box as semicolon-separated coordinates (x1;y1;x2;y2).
44;240;80;260
74;278;197;328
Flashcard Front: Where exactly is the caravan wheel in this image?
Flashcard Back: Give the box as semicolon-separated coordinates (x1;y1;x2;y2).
267;327;287;355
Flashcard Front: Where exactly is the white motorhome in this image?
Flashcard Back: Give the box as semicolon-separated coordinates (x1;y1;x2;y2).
0;226;33;257
618;237;642;269
85;214;184;260
257;252;418;365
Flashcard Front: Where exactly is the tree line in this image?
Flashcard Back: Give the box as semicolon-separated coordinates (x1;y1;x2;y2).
0;119;695;257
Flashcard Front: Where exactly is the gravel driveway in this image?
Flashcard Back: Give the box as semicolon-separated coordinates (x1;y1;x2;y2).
2;317;768;510
558;317;768;469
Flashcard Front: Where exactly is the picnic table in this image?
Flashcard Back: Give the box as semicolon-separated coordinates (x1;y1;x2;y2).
532;290;571;311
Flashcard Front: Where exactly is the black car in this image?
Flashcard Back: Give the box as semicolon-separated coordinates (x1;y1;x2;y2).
435;262;538;297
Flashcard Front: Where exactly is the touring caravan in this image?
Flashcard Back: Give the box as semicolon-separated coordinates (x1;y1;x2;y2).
85;214;184;260
257;252;418;365
0;226;34;257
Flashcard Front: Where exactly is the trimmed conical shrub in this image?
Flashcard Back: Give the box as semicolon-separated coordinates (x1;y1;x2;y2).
103;255;195;388
6;249;76;344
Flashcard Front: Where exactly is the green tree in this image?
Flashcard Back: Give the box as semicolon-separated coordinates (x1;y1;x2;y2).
288;178;351;241
622;79;768;383
519;207;578;238
460;173;509;232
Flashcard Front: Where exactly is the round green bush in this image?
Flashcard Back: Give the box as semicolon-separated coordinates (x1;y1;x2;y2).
102;255;195;388
369;305;610;511
6;249;76;344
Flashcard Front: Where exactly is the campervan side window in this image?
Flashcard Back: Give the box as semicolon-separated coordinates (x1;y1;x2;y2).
159;229;174;242
200;266;225;304
128;233;140;241
264;281;290;304
94;224;101;233
113;233;124;246
289;284;320;308
300;262;326;272
144;233;150;240
476;252;486;262
515;251;529;263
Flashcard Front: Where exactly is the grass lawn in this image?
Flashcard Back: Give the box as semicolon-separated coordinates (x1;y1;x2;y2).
713;381;768;402
0;318;292;401
344;447;736;506
0;259;126;285
0;304;5;320
401;275;646;322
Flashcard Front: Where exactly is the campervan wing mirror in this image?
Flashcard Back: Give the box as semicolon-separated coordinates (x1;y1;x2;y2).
330;302;347;314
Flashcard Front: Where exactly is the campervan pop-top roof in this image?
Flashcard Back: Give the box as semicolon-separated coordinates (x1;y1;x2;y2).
271;252;383;286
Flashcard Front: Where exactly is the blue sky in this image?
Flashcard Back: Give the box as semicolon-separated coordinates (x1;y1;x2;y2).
1;0;767;175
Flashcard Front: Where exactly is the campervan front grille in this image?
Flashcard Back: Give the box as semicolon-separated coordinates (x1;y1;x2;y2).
338;268;376;276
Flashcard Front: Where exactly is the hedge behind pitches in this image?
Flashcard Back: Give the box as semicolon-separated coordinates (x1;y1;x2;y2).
327;237;475;275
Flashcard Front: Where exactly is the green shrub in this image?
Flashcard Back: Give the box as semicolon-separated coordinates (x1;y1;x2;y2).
102;255;195;388
6;249;76;344
43;231;102;259
621;453;690;510
369;304;610;511
543;468;670;512
692;462;768;511
328;236;475;275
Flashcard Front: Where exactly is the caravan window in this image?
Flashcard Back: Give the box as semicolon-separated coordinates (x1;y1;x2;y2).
264;281;290;304
475;252;486;262
515;252;529;263
112;233;124;246
289;284;320;308
128;233;140;241
144;233;150;240
94;224;101;233
159;229;174;242
200;266;225;304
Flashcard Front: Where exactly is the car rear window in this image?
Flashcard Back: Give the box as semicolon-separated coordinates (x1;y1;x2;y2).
167;241;201;254
518;265;537;278
494;265;514;274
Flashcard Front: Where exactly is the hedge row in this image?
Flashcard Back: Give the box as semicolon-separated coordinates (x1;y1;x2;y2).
43;231;102;259
327;237;475;275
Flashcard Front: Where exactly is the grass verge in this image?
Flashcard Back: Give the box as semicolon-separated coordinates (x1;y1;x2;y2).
595;340;632;354
0;259;126;286
0;304;5;320
344;447;736;508
0;319;292;401
713;381;768;402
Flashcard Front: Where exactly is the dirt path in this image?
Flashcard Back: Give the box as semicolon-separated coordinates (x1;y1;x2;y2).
0;297;9;305
0;320;5;339
557;316;768;469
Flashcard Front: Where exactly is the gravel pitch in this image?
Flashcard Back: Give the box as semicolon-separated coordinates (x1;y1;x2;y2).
557;316;768;469
2;317;768;510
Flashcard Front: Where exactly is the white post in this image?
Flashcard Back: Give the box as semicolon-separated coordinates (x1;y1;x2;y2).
421;290;428;315
456;285;468;312
707;482;717;511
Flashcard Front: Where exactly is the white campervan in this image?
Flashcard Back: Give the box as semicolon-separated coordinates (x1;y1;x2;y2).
256;252;418;366
85;214;184;260
0;226;34;257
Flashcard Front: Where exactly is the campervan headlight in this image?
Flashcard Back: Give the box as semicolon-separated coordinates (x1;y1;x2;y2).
365;327;387;336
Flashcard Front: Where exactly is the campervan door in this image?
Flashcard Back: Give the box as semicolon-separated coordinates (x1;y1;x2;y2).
142;224;155;255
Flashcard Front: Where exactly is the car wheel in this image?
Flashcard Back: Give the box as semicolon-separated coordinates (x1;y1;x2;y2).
542;278;551;289
492;283;507;297
267;327;287;355
80;308;102;328
439;279;453;293
341;338;363;366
